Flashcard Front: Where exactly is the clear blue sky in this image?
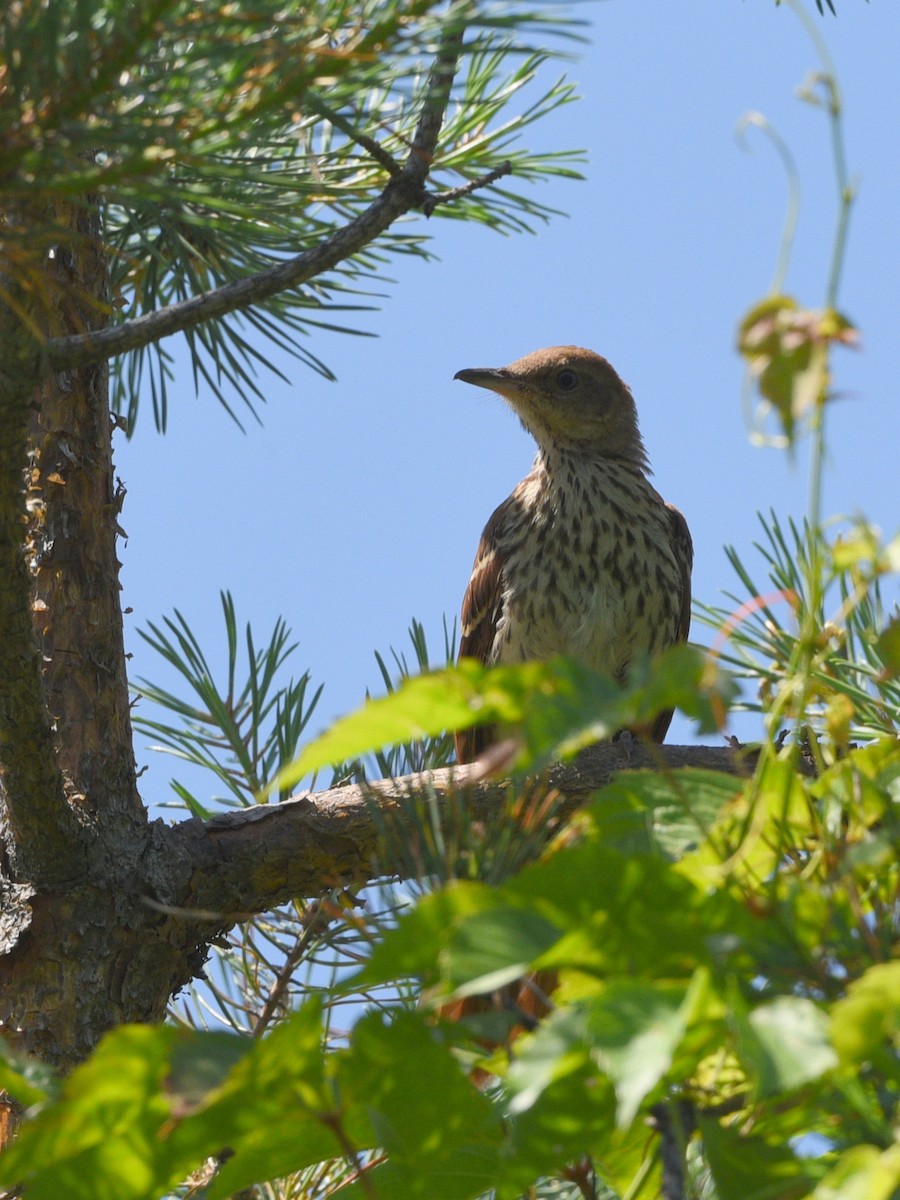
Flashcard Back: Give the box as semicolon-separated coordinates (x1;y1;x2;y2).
116;0;900;809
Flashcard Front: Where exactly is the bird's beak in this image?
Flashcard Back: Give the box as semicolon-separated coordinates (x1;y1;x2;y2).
454;367;511;393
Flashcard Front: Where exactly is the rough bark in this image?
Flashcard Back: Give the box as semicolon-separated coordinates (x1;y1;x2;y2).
28;197;144;829
0;197;152;1069
0;206;81;888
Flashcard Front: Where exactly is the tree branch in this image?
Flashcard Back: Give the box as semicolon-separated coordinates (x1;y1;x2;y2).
44;27;468;373
649;1099;696;1200
421;161;513;217
176;742;751;917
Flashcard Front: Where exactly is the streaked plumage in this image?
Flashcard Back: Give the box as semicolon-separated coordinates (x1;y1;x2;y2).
454;346;692;762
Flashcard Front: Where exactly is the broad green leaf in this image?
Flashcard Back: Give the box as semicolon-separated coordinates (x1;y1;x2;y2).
350;882;501;992
583;977;703;1128
509;969;715;1131
508;971;713;1126
0;1043;53;1109
875;616;900;675
686;755;813;887
184;1002;364;1199
165;1031;251;1116
831;526;883;570
810;738;900;833
444;907;564;997
353;834;755;1024
812;1143;900;1200
271;659;549;789
501;1052;625;1199
506;1005;595;1114
744;997;838;1095
504;841;752;981
738;297;857;443
588;768;742;859
0;1025;177;1200
273;647;736;791
516;645;736;758
624;643;739;736
701;1117;825;1200
337;1009;502;1200
830;961;900;1068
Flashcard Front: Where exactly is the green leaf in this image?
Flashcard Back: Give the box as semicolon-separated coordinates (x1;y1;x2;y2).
274;646;735;791
0;1042;53;1109
505;1005;595;1114
583;976;704;1128
165;1031;251;1116
179;1002;357;1199
587;768;742;859
445;907;564;997
504;840;751;981
686;755;814;887
337;1009;502;1200
350;882;500;993
830;962;900;1069
701;1117;825;1200
0;1025;178;1200
271;659;546;790
625;643;739;736
517;645;735;758
743;997;838;1095
875;616;900;676
811;1144;900;1200
502;1049;624;1198
738;296;858;443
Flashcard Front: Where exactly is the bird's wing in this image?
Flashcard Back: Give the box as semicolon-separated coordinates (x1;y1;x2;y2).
458;501;510;665
649;503;694;744
668;502;694;646
455;499;511;763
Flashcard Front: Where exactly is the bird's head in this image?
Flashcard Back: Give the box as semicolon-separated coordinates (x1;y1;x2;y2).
454;345;647;466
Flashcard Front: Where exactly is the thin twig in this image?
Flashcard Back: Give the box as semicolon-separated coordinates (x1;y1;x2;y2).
560;1156;597;1200
320;1112;381;1200
305;94;404;178
422;161;513;216
253;892;348;1037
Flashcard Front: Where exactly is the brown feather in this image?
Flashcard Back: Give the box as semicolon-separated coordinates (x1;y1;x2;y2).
454;501;510;763
648;501;694;743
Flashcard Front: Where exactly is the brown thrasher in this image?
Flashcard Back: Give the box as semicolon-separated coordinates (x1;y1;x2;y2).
454;344;692;762
446;345;693;1044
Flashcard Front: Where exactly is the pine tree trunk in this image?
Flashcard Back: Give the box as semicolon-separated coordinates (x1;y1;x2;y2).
0;199;209;1084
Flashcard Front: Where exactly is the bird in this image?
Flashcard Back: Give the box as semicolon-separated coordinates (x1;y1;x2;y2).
453;344;693;762
445;346;693;1060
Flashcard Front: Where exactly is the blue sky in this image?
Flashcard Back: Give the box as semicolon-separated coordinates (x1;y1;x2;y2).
115;0;900;809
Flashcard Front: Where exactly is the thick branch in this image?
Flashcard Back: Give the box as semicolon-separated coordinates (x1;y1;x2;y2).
44;28;467;373
178;742;751;917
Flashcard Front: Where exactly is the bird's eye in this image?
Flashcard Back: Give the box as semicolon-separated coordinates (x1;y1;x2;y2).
555;369;578;391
